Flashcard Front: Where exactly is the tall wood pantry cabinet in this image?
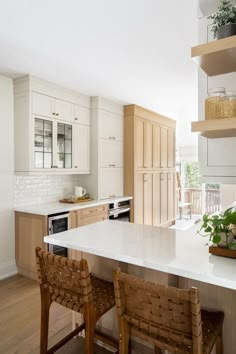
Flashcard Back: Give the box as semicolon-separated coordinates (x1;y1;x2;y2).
124;105;176;226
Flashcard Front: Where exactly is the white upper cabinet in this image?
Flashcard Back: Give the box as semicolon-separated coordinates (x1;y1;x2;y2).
99;168;123;199
78;97;124;199
73;124;91;173
14;75;91;175
32;92;54;118
74;104;91;125
54;98;73;122
99;111;123;141
100;140;123;167
32;92;74;122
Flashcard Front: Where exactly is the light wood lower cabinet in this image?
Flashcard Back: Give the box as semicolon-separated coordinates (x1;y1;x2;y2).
15;212;48;280
134;172;175;227
69;204;108;261
143;173;153;225
15;205;108;280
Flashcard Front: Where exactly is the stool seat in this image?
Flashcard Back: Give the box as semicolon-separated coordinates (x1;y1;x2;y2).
50;274;115;320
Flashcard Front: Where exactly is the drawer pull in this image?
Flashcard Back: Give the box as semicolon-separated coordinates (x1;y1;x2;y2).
89;209;98;213
109;164;116;167
108;136;116;140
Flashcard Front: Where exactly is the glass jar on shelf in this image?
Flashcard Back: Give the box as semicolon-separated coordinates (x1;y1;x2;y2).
224;91;236;119
205;87;226;120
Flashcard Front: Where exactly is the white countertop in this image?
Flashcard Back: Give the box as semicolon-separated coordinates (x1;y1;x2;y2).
44;220;236;290
14;196;132;215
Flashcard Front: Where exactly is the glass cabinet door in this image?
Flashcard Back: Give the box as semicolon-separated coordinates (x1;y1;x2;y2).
34;118;53;168
57;123;72;168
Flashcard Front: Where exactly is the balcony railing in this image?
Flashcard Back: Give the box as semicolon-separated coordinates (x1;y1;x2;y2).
184;188;221;215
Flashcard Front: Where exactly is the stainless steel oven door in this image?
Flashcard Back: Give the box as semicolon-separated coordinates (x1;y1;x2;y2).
108;207;130;222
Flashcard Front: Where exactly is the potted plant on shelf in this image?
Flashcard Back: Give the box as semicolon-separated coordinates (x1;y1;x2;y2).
198;207;236;257
208;0;236;39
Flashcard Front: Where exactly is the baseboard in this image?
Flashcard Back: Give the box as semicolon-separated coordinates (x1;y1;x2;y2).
0;259;17;280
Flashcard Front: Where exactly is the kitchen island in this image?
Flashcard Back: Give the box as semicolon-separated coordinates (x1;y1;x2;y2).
44;220;236;352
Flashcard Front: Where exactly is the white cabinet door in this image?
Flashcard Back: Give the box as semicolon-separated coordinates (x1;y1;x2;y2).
99;168;123;199
32;92;54;118
100;140;123;167
99;111;123;141
74;105;91;125
73;124;91;173
54;98;74;122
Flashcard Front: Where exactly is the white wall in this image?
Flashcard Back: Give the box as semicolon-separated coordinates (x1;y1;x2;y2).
0;75;16;280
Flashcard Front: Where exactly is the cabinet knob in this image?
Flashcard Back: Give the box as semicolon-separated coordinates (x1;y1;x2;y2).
52;112;56;115
56;113;59;116
75;118;78;121
74;166;78;168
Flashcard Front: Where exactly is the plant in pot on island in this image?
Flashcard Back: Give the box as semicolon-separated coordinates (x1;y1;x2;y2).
208;0;236;39
198;207;236;250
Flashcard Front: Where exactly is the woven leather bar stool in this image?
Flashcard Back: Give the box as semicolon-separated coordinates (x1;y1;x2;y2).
113;268;224;354
35;247;118;354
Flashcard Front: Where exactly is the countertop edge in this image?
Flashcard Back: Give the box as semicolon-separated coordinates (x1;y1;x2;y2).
14;196;133;216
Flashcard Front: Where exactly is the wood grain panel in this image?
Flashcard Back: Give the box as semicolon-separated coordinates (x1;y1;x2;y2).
144;121;153;168
153;173;161;226
135;117;144;169
153;124;161;168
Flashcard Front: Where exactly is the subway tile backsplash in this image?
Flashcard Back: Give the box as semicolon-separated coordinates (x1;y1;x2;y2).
14;175;81;207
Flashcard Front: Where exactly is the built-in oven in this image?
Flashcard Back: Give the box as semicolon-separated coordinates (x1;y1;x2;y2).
48;212;70;257
108;200;131;222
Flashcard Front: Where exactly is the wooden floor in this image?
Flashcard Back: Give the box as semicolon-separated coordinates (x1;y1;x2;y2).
0;275;112;354
0;275;154;354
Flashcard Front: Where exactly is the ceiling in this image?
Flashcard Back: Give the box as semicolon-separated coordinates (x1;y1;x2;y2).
0;0;198;148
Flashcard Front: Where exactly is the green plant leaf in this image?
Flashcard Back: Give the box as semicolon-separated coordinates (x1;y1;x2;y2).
212;235;221;244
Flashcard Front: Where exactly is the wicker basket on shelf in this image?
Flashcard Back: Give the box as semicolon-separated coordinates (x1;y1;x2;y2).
205;88;236;120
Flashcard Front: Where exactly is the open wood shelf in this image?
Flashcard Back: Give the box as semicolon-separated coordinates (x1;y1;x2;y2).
191;117;236;138
191;35;236;76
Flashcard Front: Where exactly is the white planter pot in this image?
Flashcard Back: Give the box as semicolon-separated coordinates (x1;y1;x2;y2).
217;232;234;248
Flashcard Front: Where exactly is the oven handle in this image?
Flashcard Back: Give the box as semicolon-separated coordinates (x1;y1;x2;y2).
108;207;130;216
48;213;70;221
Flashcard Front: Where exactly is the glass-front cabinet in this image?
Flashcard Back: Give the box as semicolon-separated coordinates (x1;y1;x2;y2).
57;123;72;169
33;117;73;170
34;118;53;169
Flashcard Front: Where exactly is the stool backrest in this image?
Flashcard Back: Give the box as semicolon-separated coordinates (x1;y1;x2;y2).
113;269;203;353
35;247;93;308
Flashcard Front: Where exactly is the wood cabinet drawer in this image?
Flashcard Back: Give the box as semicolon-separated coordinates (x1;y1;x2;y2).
79;205;107;218
79;213;107;226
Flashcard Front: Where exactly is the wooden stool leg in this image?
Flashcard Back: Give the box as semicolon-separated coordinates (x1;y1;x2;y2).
85;324;94;354
154;347;162;354
40;288;51;354
216;332;223;354
119;317;129;354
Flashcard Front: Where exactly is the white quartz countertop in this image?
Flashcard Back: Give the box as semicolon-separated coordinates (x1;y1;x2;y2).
14;196;132;215
44;220;236;290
